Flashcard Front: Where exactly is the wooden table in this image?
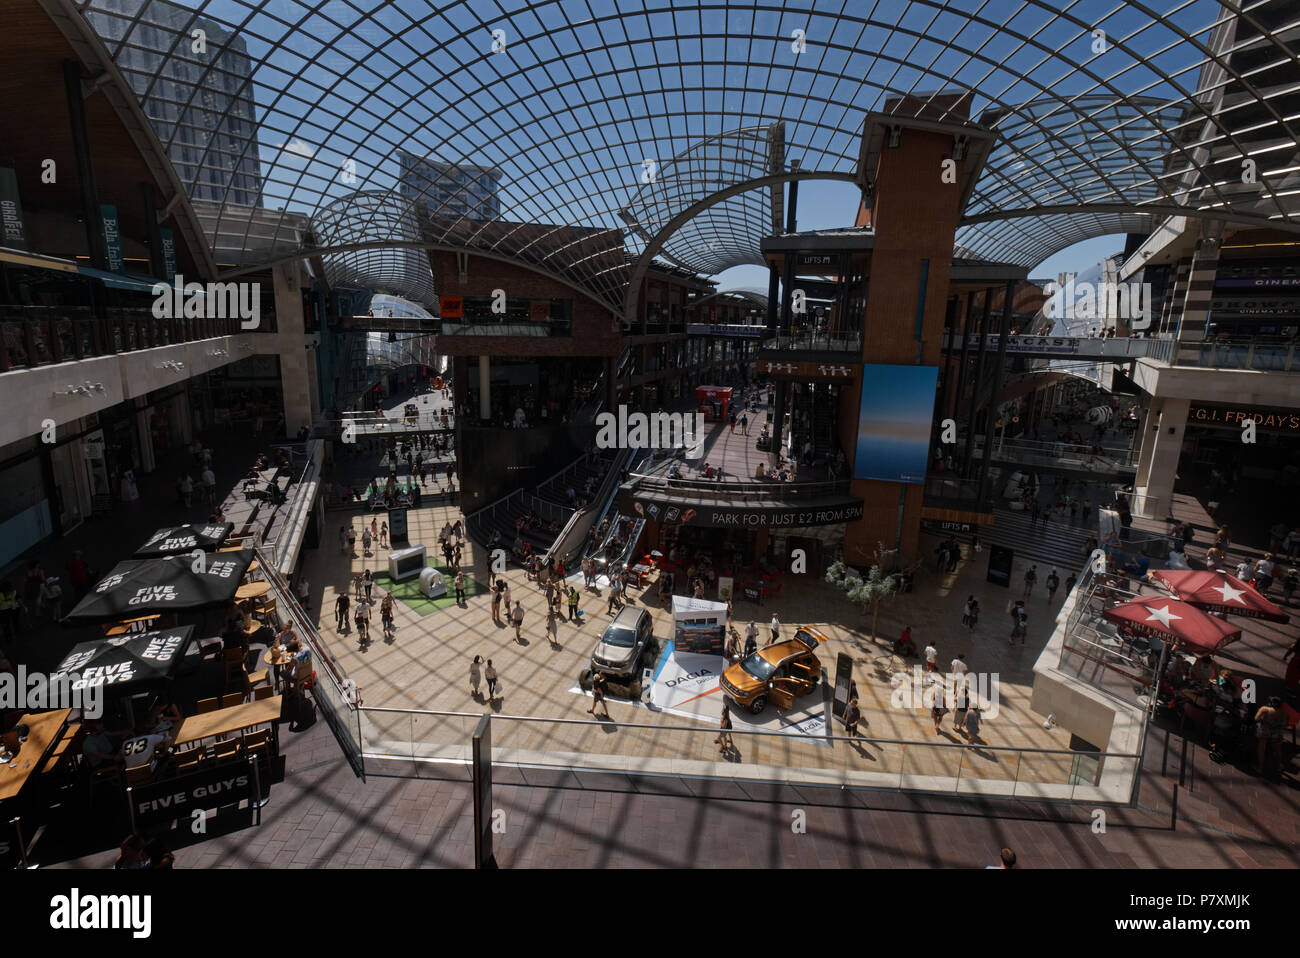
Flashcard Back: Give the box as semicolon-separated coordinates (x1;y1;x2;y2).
103;614;160;636
171;697;282;751
0;709;72;803
235;581;271;601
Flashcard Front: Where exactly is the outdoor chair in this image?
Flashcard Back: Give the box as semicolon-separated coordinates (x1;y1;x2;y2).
220;693;244;708
195;697;220;714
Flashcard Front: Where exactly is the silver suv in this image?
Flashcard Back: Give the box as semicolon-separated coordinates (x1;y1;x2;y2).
590;606;652;678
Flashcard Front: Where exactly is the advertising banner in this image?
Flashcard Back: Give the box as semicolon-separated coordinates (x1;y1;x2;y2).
129;761;253;828
101;204;124;273
0;167;26;249
159;227;177;281
853;364;938;484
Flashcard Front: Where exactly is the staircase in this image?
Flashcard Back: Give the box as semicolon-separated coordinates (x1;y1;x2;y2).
978;505;1096;575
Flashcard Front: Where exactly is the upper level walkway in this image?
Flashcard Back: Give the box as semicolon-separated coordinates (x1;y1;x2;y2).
942;331;1175;363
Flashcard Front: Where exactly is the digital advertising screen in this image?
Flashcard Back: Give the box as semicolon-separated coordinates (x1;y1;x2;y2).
853;364;939;484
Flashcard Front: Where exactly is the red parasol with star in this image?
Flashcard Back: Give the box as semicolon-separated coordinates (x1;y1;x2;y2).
1147;569;1289;623
1101;597;1243;656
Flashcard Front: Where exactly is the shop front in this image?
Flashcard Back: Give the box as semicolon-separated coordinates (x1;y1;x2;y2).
1180;401;1300;490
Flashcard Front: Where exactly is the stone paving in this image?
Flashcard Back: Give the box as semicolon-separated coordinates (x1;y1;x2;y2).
300;452;1090;786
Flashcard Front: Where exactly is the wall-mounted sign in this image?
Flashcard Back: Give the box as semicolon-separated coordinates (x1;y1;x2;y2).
1188;403;1300;432
100;204;123;273
1208;297;1300;318
796;253;834;268
439;296;463;319
529;300;550;322
159;227;177;281
759;359;858;378
129;762;253;828
619;489;863;528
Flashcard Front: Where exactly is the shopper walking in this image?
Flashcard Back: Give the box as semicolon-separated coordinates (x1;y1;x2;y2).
470;655;483;699
962;705;982;744
843;697;862;737
744;621;758;657
1023;564;1037;597
380;521;388;547
924;642;938;673
1046;568;1060;602
335;591;350;631
347;526;357;555
362;569;373;601
769;612;781;644
485;659;499;699
338;525;348;554
716;701;733;752
454;571;467;605
380;591;395;637
490;580;502;623
511;600;525;641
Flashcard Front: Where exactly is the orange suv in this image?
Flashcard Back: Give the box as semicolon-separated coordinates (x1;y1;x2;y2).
719;626;827;714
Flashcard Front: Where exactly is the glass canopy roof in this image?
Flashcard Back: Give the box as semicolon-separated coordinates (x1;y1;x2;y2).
78;0;1300;313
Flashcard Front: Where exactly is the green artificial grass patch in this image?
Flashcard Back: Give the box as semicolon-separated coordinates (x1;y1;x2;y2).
372;568;489;616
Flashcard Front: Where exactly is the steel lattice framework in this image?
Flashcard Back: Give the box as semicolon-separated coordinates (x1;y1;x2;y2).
73;0;1300;317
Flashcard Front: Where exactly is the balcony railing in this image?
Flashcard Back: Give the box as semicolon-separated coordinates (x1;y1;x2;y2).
761;329;863;353
0;304;264;372
1174;339;1300;372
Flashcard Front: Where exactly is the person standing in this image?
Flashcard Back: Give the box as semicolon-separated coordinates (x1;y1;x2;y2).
362;569;373;602
454;571;467;605
1064;571;1077;594
335;591;350;631
1283;568;1298;606
511;600;525;641
1046;568;1060;602
567;585;580;622
607;577;622;614
338;525;348;554
1023;564;1037;597
380;591;395;637
962;597;976;629
361;527;373;557
739;413;749;436
380;521;388;547
470;655;483;699
950;653;969;688
484;659;499;700
966;598;979;634
491;581;503;624
588;671;609;718
744;621;759;657
347;526;357;556
502;581;512;611
354;600;370;643
962;705;982;744
769;612;781;644
924;642;938;673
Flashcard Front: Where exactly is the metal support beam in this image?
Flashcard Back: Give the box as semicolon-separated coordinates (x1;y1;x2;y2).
976;282;1016;507
63;59;107;270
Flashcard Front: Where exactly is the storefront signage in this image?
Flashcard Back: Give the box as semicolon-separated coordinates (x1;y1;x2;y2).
687;323;765;337
622;490;863;528
439;296;463;319
529;300;550;322
1208;297;1300;317
129;762;253;828
100;204;123;273
0;167;26;249
1189;404;1300;432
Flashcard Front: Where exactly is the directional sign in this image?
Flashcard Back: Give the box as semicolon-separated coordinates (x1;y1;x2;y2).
760;360;858;379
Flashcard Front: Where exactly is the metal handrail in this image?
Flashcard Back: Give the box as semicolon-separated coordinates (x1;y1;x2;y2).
356;704;1143;758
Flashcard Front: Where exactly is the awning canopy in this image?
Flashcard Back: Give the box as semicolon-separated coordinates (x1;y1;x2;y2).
77;264;161;293
1148;569;1289;624
65;553;253;624
134;523;235;558
50;625;195;695
1102;597;1242;656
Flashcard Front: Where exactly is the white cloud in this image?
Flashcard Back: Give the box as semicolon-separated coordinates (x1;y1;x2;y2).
277;138;317;159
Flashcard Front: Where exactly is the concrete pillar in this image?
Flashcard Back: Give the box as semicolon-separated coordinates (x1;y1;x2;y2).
135;399;156;473
1135;397;1189;519
271;261;313;437
479;355;491;420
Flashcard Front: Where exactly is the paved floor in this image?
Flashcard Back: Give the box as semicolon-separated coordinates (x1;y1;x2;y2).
40;704;1298;869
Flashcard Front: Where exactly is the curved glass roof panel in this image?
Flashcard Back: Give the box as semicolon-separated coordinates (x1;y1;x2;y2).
77;0;1300;305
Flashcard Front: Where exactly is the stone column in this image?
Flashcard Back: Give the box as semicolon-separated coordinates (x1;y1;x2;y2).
479;355;491;421
1135;397;1189;518
271;261;313;437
